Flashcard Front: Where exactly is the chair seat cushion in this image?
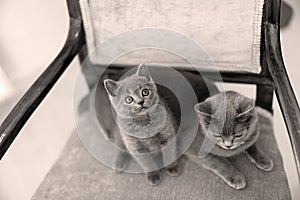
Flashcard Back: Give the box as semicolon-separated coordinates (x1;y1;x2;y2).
79;0;263;73
32;108;291;200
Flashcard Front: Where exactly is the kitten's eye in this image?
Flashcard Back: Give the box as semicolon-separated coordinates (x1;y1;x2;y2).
141;89;150;97
234;133;243;138
125;96;133;104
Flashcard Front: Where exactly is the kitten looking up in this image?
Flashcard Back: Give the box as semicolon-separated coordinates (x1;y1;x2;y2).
104;64;181;186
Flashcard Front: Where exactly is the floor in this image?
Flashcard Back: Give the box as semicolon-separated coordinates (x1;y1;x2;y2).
0;0;299;199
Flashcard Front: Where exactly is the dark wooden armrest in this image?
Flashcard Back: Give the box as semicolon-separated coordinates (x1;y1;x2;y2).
264;22;300;181
0;0;84;160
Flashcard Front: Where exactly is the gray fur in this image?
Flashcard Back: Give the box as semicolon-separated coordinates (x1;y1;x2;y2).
104;64;181;185
186;91;273;189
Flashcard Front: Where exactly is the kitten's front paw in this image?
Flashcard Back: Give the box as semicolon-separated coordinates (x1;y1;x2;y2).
114;167;126;174
247;154;273;172
224;173;246;190
165;163;182;177
113;154;129;174
113;161;127;174
257;157;273;171
146;171;162;186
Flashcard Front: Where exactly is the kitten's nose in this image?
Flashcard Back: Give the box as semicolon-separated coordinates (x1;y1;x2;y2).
138;100;144;106
224;141;233;148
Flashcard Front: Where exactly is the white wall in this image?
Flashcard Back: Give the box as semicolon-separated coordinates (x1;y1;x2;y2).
0;0;73;199
0;0;69;83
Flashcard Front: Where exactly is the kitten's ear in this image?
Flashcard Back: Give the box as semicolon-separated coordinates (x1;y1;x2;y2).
194;100;215;118
136;63;152;81
103;79;118;97
237;97;255;118
236;97;255;123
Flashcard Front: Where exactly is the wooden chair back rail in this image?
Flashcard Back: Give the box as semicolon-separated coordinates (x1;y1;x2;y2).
265;22;300;178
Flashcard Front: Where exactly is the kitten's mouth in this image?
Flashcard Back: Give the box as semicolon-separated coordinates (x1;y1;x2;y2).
136;103;157;113
135;106;149;113
219;144;239;150
140;106;148;111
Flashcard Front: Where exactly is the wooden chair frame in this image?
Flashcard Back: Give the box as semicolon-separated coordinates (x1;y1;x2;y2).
0;0;299;184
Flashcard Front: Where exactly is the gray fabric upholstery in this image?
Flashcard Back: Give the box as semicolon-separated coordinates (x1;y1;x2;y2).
32;109;291;200
79;0;264;73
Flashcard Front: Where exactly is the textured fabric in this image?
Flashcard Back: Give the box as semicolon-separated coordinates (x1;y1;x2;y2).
32;108;291;200
79;0;263;73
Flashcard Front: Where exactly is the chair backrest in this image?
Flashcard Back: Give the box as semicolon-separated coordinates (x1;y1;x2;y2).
79;0;264;74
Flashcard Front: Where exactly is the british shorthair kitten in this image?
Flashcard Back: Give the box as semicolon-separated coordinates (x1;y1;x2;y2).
186;91;273;189
104;64;181;186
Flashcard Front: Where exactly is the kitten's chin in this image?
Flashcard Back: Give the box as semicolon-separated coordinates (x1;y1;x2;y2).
218;144;241;150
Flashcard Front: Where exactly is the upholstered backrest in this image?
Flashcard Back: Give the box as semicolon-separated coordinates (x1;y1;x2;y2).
79;0;264;74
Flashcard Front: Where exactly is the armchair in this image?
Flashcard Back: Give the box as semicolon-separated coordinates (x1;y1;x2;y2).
0;0;299;199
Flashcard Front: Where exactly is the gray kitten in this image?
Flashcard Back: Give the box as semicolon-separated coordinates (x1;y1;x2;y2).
186;91;273;189
104;64;181;186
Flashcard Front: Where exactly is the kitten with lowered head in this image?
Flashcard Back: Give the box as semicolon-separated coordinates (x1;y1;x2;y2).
185;91;273;189
104;64;181;186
